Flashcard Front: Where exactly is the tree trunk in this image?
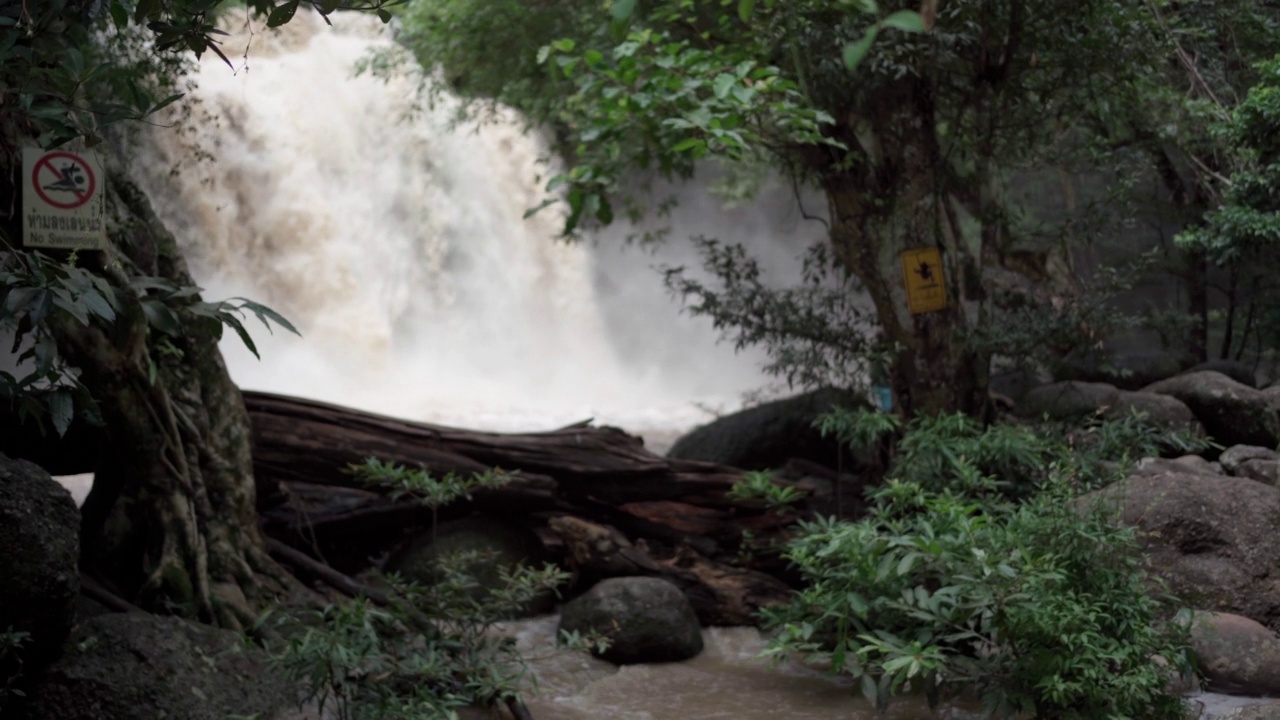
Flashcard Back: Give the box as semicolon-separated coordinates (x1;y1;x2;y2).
53;166;294;627
817;90;990;418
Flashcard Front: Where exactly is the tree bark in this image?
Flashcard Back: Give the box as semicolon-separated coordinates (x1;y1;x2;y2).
52;167;297;627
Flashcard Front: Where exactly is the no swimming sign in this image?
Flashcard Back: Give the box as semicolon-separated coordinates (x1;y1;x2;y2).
22;147;107;250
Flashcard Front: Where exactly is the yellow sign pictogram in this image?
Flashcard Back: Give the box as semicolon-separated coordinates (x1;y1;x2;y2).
900;247;947;315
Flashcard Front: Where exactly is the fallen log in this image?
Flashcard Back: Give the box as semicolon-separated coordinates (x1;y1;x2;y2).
245;391;822;624
245;390;767;524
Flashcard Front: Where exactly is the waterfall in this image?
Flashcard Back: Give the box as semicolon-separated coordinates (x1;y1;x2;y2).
126;10;824;442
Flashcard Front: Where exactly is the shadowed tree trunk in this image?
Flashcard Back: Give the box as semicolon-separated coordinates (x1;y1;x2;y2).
50;165;297;627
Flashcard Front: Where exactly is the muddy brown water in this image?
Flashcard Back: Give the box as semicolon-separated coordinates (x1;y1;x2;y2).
462;615;942;720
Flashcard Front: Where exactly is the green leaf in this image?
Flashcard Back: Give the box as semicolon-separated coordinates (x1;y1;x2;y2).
109;0;129;28
221;313;260;359
141;300;184;336
267;1;300;28
319;0;341;14
147;93;185;116
843;27;878;70
376;8;392;23
881;10;926;33
47;390;73;438
738;0;755;22
237;299;301;336
611;0;637;21
712;73;737;100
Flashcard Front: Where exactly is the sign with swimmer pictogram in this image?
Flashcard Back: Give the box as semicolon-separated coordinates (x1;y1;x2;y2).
900;247;948;315
22;147;107;250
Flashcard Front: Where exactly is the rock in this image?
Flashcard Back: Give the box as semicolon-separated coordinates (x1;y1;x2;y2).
14;613;298;720
1186;611;1280;696
1188;360;1258;388
1142;372;1280;449
387;514;554;617
1015;381;1119;420
989;368;1046;404
1082;473;1280;629
1218;704;1280;720
0;454;79;676
1236;460;1280;486
559;577;703;664
667;388;864;471
1051;348;1189;390
1133;456;1222;477
1107;391;1204;434
1262;386;1280;413
1220;445;1279;475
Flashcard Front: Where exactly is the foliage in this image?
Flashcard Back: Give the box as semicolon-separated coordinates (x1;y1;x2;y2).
263;563;570;720
726;469;804;513
760;474;1193;718
265;464;574;719
663;239;883;391
812;405;1213;499
0;628;30;707
1177;56;1280;356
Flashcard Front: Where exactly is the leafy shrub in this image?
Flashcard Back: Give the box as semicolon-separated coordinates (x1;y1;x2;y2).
760;474;1193;719
0;628;30;709
263;464;572;720
812;406;1213;500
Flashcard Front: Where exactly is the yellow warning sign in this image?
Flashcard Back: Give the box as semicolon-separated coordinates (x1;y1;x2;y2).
22;147;107;250
901;247;947;315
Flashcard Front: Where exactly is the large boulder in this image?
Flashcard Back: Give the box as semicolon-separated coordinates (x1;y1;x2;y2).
0;454;79;676
1142;371;1280;449
14;613;299;720
1106;390;1203;434
1220;445;1279;475
1050;348;1189;391
1082;472;1280;629
559;577;703;664
667;388;864;471
386;514;554;617
1187;611;1280;696
1015;381;1119;420
1187;359;1258;388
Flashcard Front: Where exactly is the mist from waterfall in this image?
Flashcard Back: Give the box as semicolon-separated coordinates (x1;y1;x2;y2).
126;10;827;443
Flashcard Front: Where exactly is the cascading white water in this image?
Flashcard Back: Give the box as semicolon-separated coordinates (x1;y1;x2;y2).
126;10;826;444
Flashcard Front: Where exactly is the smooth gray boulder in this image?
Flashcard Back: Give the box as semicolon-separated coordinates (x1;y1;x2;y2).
1082;472;1280;629
387;514;554;617
1107;390;1203;434
1015;381;1120;420
0;453;79;676
1236;460;1280;486
1187;360;1258;388
667;388;865;471
1220;445;1279;474
1142;372;1280;449
1187;611;1280;697
1132;456;1221;477
560;577;703;664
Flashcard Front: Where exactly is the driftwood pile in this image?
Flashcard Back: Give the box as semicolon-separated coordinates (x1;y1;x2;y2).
245;391;824;625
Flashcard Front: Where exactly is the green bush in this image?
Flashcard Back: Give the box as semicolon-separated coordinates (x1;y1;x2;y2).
0;628;30;709
262;464;573;720
813;406;1212;500
758;469;1193;719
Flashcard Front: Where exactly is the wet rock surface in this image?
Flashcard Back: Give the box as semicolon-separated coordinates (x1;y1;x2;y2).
14;613;299;720
560;576;704;664
0;453;80;674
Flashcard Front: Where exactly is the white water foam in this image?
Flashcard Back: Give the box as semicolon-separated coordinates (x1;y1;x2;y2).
126;10;824;443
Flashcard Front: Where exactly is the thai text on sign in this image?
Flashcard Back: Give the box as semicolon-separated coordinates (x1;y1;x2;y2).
23;147;107;250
